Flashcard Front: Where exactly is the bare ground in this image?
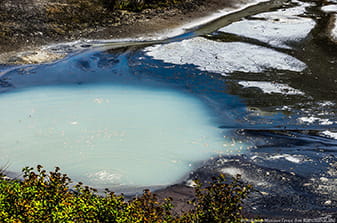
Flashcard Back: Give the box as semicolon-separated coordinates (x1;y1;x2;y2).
0;0;240;55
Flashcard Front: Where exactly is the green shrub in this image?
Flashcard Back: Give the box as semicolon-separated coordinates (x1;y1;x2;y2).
0;166;252;222
180;174;253;223
0;166;132;222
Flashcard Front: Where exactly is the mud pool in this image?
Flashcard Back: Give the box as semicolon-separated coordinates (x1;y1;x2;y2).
1;0;337;218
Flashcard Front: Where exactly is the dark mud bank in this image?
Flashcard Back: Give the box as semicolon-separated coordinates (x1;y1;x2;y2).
0;0;239;53
157;129;337;219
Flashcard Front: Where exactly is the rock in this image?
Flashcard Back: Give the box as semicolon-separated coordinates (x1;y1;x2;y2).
324;200;332;205
320;177;329;182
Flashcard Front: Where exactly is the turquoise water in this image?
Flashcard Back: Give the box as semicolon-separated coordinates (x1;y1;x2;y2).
0;84;243;189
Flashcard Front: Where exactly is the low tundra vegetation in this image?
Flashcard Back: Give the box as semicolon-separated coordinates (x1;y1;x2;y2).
0;165;253;222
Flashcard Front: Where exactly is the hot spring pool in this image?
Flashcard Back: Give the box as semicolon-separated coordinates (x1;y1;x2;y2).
0;84;244;190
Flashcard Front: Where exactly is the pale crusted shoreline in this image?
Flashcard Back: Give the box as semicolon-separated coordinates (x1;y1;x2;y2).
0;0;263;65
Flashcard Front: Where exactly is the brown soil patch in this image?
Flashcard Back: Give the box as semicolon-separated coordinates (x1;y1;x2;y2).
0;0;240;55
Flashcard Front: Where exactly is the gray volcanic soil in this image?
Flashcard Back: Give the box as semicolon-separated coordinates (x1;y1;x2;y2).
0;0;241;54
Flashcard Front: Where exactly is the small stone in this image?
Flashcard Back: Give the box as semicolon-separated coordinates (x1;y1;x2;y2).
186;180;197;187
320;177;329;182
1;176;11;180
324;200;332;205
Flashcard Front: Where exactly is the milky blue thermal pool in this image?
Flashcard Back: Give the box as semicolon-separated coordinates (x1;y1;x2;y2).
0;84;244;189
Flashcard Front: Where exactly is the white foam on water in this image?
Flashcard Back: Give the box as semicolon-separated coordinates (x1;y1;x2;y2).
0;84;242;189
219;2;316;49
221;167;244;176
269;154;303;163
145;37;306;76
298;116;334;125
238;81;305;95
220;166;270;187
322;131;337;139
